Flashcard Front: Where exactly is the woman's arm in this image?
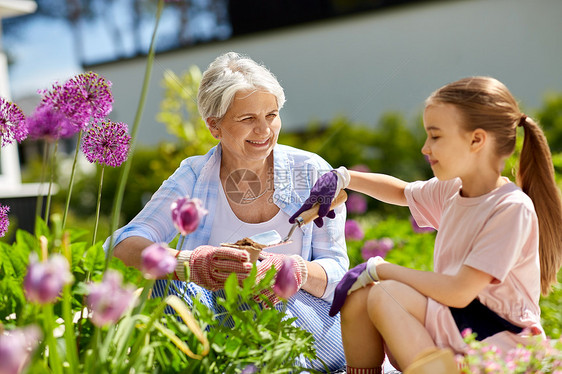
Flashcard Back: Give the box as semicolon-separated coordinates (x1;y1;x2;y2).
301;262;328;298
376;262;493;308
348;170;409;207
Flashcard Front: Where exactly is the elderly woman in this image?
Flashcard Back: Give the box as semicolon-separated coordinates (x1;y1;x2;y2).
105;52;348;371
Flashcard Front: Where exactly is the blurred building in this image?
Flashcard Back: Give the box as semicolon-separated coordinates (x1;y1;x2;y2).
0;0;42;236
9;0;562;149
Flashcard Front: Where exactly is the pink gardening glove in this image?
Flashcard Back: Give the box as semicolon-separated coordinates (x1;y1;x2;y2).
255;251;308;306
174;245;252;291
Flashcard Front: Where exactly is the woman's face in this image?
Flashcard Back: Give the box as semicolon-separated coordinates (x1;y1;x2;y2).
211;89;281;166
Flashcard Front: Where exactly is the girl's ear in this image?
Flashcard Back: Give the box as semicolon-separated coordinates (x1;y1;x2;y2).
470;128;487;152
207;117;221;139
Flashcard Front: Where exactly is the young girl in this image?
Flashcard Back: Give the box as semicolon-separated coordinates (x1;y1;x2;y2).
290;76;562;373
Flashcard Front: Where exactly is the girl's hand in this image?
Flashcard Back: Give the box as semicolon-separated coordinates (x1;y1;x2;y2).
329;256;385;316
289;167;350;228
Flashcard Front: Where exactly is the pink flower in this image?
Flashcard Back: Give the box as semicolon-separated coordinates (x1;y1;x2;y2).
87;270;136;327
272;257;298;299
344;219;364;241
361;238;394;260
141;243;177;279
171;196;208;236
81;120;131;167
350;164;370;173
0;205;9;238
0;97;27;147
24;254;73;304
40;72;113;131
0;325;41;374
346;193;368;214
26;104;76;141
410;215;435;233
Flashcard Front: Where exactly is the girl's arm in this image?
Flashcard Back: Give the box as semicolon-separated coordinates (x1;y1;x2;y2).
376;262;493;308
347;170;409;207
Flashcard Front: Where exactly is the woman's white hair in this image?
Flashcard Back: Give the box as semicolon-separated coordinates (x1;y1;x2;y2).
197;52;286;124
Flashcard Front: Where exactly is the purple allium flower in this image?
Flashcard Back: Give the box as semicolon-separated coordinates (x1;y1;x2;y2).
0;205;9;238
23;253;73;304
40;72;113;130
0;325;42;374
410;215;435;234
26;104;76;141
81;120;131;167
344;219;364;241
171;196;208;236
350;164;370;173
87;270;136;327
240;364;259;374
141;243;177;279
0;97;27;147
272;257;298;300
346;193;368;215
361;238;394;261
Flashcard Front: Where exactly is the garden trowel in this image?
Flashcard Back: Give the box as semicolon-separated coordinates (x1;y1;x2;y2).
250;189;348;247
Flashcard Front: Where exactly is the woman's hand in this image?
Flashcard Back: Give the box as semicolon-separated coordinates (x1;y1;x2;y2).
175;245;252;291
255;252;308;306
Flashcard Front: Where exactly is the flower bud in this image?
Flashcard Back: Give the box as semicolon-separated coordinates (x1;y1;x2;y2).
87;270;135;327
171;196;208;236
141;243;177;279
24;253;73;304
272;257;298;300
344;219;364;241
361;238;394;261
0;325;41;374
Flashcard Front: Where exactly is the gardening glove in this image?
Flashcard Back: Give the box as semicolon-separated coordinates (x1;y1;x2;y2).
289;166;350;228
254;251;308;306
329;256;385;316
174;245;252;291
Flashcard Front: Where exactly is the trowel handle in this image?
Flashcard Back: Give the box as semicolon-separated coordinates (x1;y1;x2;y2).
299;190;348;226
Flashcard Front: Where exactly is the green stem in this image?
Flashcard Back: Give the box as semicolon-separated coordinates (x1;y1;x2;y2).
44;140;59;225
35;141;49;223
105;0;164;270
62;131;83;231
62;283;79;371
92;165;105;246
44;304;63;374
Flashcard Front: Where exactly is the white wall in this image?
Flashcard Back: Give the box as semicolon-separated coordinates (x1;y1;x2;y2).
88;0;562;146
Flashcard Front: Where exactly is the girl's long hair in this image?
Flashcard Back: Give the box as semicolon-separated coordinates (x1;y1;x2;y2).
427;76;562;295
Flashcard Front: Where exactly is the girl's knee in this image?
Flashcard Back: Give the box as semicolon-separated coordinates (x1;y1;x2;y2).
367;280;405;317
340;285;372;323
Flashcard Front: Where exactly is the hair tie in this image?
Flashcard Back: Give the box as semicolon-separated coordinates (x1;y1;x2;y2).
518;114;527;127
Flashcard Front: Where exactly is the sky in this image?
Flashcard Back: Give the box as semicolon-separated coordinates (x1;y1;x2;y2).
2;0;227;101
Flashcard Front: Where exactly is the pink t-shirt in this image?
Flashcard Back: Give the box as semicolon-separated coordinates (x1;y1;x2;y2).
405;177;544;353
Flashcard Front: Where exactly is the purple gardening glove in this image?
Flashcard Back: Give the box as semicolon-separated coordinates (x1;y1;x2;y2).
289;170;338;228
329;256;383;316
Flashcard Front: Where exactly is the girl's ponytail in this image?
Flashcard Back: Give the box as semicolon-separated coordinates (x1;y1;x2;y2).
518;116;562;295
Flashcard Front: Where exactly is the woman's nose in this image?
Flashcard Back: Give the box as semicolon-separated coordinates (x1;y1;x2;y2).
254;117;270;134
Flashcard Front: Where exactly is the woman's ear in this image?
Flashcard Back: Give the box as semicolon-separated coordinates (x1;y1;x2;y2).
470;128;487;152
207;117;220;139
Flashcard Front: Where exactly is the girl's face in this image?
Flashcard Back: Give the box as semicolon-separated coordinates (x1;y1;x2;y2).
210;89;281;166
422;103;475;181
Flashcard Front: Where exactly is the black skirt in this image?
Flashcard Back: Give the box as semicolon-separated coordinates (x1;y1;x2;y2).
449;298;523;341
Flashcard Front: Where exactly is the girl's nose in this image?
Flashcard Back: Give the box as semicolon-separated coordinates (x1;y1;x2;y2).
421;140;430;155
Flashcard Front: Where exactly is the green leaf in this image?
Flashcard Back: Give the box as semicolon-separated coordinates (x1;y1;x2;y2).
223;272;238;302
